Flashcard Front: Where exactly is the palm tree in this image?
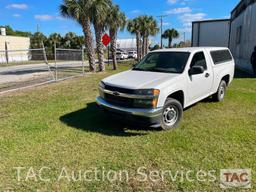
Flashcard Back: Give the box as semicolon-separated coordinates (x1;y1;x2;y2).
63;32;77;48
162;29;179;48
47;33;62;47
60;0;96;72
107;5;126;70
127;18;142;61
140;16;159;57
30;32;47;49
91;0;111;72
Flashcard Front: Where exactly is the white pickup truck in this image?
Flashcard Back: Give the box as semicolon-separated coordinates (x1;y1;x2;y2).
96;47;235;130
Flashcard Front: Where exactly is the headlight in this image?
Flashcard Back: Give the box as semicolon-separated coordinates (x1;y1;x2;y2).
135;89;160;96
134;89;160;108
133;98;159;108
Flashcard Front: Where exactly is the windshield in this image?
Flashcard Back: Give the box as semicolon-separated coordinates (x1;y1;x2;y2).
133;52;190;73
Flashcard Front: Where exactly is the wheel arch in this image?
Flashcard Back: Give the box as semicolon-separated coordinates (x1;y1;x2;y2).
221;74;230;86
166;90;184;108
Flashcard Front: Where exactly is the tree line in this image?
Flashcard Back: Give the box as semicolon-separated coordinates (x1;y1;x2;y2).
30;32;84;50
0;25;84;50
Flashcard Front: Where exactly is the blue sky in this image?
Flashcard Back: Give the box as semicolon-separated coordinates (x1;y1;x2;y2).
0;0;239;45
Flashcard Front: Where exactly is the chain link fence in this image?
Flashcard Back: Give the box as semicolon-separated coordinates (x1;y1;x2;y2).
0;45;86;94
55;47;85;81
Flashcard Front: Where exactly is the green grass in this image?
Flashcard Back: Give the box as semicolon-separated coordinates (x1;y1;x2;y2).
0;62;255;191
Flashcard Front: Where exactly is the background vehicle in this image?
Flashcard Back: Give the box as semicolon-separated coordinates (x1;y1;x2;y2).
116;52;128;60
97;47;235;130
128;51;137;59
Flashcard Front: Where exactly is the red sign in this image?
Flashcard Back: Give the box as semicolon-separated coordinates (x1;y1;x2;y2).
102;33;111;46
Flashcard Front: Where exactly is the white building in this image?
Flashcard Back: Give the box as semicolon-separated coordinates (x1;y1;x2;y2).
191;0;256;73
0;28;30;63
116;38;137;51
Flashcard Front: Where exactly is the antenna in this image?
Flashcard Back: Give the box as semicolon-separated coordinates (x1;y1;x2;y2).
157;15;168;49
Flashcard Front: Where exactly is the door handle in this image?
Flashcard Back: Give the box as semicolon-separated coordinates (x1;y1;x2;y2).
205;73;210;78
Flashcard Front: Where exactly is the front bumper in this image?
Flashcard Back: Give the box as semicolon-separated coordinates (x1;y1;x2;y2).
96;97;162;127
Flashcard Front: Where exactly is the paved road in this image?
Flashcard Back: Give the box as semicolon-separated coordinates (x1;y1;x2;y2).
0;59;133;85
0;61;87;84
0;61;87;73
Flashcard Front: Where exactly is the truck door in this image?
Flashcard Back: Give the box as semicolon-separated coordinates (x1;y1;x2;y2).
187;51;214;104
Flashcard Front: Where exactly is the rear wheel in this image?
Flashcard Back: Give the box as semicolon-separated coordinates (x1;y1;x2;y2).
160;98;183;130
212;80;227;102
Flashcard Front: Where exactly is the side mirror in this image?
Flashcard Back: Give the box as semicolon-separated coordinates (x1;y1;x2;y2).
189;66;204;76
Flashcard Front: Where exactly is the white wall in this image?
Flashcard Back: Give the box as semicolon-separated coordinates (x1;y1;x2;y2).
192;20;230;47
0;35;30;63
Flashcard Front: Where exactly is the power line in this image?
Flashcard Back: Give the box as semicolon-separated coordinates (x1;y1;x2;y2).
157;15;168;49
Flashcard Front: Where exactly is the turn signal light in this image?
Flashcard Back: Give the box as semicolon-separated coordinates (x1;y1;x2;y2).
152;98;158;108
152;89;160;96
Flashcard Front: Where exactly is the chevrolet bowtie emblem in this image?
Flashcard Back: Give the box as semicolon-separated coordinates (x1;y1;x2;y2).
112;91;120;96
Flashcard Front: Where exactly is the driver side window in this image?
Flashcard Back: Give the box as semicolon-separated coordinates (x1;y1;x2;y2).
190;52;207;70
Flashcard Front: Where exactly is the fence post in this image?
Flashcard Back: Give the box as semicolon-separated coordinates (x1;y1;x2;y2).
42;42;55;80
54;42;57;81
5;41;9;64
108;45;110;66
82;48;85;76
41;42;48;65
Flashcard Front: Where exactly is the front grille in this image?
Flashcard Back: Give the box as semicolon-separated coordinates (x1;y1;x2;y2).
105;93;134;108
104;84;135;94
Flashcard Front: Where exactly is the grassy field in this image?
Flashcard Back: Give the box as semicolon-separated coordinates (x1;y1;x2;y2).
0;61;255;191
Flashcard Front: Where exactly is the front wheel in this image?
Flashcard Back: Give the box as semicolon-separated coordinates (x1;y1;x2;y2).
212;80;227;102
160;98;183;130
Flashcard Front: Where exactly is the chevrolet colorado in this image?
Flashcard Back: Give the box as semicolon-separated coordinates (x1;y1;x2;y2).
96;47;235;130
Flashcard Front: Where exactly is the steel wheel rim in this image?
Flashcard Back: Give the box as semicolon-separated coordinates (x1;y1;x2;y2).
163;106;178;126
219;85;225;99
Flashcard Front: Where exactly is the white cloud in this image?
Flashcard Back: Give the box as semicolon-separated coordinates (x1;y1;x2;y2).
165;7;192;14
6;3;28;10
35;14;53;21
56;16;66;21
177;27;191;33
34;14;67;21
163;22;171;26
131;10;141;14
159;22;171;26
13;14;21;18
167;0;178;4
181;0;194;5
179;13;206;27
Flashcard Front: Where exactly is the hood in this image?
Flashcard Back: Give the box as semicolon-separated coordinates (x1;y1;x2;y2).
102;70;179;89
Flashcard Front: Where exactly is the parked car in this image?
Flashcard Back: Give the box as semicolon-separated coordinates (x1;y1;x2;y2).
116;52;128;60
128;51;137;59
96;47;235;130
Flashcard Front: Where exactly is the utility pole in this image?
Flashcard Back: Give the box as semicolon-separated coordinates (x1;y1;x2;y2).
36;24;40;33
157;15;168;49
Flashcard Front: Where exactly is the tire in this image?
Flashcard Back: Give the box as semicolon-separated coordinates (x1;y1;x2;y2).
160;98;183;130
212;80;227;102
